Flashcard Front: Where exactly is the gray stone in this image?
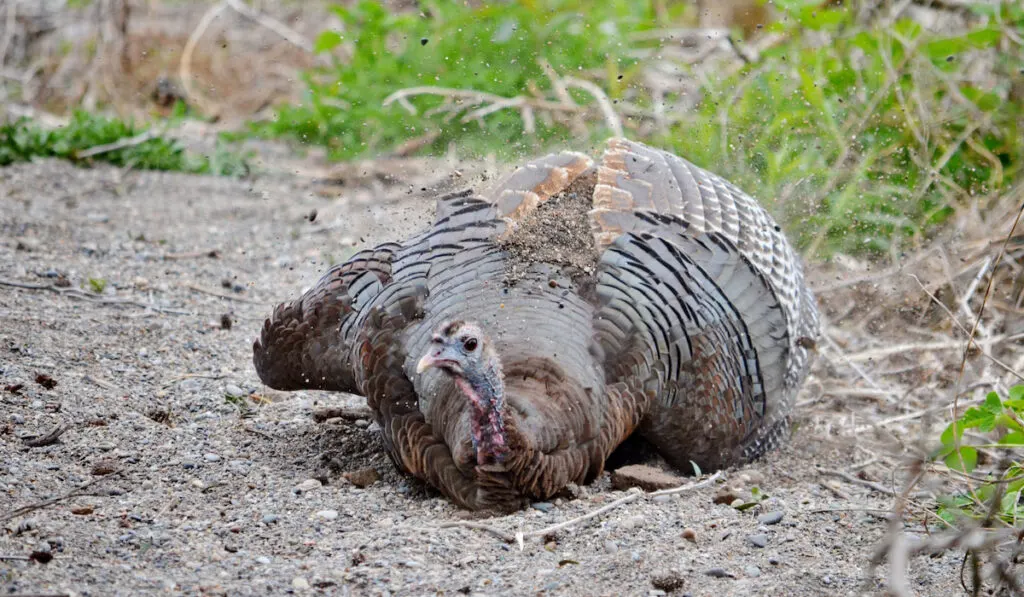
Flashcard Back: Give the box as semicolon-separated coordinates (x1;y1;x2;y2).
747;533;769;548
757;510;785;525
293;479;322;494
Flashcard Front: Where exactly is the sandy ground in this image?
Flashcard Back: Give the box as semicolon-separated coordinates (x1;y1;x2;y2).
0;157;969;596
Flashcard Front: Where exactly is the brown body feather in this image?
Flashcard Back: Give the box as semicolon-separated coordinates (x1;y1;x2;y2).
253;139;819;511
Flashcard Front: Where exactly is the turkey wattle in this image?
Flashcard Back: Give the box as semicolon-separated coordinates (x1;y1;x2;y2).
253;138;820;511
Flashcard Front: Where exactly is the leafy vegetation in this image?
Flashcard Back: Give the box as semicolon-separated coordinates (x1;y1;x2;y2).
86;277;108;294
672;1;1024;255
257;0;1023;256
252;0;669;159
0;110;250;176
936;385;1024;526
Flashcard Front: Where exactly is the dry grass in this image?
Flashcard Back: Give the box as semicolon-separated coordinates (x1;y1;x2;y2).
805;186;1024;593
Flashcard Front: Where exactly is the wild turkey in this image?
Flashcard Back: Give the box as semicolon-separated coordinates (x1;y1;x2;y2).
254;138;819;511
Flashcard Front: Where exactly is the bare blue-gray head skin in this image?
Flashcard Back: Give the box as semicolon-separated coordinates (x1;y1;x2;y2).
416;321;509;464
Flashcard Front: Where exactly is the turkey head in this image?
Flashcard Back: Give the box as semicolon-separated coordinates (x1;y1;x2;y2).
416;321;509;466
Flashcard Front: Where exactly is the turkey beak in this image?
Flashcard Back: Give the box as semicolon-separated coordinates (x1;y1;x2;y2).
416;346;462;375
416;354;439;374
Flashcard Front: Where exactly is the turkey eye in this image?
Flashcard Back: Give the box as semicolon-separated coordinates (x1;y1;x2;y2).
463;338;478;352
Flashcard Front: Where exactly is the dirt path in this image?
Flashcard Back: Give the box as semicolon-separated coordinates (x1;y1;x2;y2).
1;159;962;596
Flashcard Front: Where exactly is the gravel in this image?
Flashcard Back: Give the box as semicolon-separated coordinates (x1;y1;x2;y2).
757;510;785;525
0;158;967;596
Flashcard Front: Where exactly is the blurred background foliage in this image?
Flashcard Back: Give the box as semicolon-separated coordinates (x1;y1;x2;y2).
1;0;1022;257
255;0;1023;256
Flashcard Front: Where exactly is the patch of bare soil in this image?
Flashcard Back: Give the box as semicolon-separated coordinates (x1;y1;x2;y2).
2;154;1014;596
2;0;327;121
500;170;599;286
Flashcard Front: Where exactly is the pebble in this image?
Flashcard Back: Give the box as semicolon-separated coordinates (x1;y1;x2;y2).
314;510;339;521
291;577;310;591
822;575;832;586
181;460;198;470
681;528;697;543
261;514;280;525
652;494;672;504
224;384;245;398
255;556;271;565
748;533;769;548
9;414;25;425
203;453;221;463
293;479;322;494
704;568;735;579
757;510;785;525
342;468;380;488
532;502;554;513
603;540;619;554
611;464;683;491
744;565;761;578
768;556;781;566
618;515;645;531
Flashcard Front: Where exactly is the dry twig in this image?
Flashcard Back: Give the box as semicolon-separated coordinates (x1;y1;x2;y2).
75;131;158;159
223;0;313;53
0;279;191;315
183;283;262;305
179;1;228;115
0;470;123;523
21;425;67;448
820;468;896;496
438;471;723;547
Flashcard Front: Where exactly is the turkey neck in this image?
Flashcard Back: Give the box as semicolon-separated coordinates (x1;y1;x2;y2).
456;359;511;466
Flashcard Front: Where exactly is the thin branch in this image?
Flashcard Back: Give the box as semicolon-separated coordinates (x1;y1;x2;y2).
0;470;124;523
223;0;313;53
820;468;896;496
437;471;722;546
438;521;515;543
0;279;192;315
75;130;158;159
182;283;262;305
0;0;16;70
179;1;227;115
22;425;67;448
561;76;624;137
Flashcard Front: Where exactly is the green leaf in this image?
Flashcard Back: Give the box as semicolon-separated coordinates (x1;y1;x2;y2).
983;391;1004;413
998;431;1024;446
945;447;978;473
314;31;344;53
1010;386;1024;402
